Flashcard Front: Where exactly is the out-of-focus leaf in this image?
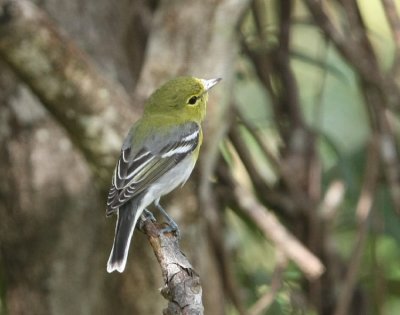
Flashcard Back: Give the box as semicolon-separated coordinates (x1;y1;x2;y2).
234;72;273;128
379;189;400;244
384;297;400;315
290;48;348;83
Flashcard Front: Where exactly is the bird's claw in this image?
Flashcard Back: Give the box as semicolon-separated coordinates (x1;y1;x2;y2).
138;209;156;231
159;222;181;239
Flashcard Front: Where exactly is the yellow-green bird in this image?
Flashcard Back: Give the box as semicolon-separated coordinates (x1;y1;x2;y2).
106;76;221;273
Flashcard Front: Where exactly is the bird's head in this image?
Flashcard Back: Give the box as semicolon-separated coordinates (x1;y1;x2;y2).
144;76;221;122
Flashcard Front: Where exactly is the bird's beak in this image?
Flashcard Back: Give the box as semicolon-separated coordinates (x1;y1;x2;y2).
202;78;222;92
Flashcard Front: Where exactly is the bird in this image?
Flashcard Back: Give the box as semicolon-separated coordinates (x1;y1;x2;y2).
106;76;221;273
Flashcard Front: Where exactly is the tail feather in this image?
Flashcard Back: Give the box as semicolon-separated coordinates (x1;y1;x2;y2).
107;199;144;273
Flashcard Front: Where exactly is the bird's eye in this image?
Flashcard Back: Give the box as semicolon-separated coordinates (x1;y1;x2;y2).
188;96;198;105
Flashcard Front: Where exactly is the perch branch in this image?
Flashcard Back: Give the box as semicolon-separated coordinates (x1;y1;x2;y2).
141;220;204;315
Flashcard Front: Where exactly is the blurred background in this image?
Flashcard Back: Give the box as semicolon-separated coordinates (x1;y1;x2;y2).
0;0;400;314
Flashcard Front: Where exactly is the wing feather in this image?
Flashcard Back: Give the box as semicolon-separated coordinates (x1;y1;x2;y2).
106;122;200;216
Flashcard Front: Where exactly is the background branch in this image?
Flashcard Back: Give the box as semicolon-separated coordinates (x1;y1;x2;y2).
248;251;288;315
233;181;325;280
0;0;135;186
333;136;380;315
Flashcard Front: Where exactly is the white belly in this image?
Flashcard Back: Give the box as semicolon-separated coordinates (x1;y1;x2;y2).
139;155;196;209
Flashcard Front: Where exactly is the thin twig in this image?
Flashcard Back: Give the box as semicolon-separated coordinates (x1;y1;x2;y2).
233;181;325;280
381;0;400;55
377;107;400;212
361;80;400;211
305;0;400;113
228;125;297;217
200;175;248;315
319;180;345;223
234;108;316;215
235;107;280;171
304;0;382;87
333;136;380;315
248;251;288;315
275;0;303;129
381;0;400;75
381;109;400;211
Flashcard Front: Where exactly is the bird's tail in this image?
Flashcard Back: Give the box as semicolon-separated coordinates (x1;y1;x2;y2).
107;199;143;273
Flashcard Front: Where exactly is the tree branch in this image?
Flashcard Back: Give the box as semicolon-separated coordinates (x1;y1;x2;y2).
381;0;400;75
304;0;400;113
0;0;136;186
333;136;380;315
304;0;379;85
233;181;325;280
248;251;288;315
142;220;204;315
381;0;400;55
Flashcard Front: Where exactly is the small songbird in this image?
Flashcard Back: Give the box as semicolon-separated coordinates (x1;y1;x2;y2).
106;76;221;273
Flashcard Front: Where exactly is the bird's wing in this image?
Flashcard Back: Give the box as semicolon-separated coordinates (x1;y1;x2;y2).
106;121;200;215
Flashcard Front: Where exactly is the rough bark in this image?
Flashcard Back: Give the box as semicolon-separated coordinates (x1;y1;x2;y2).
142;221;203;315
0;0;134;185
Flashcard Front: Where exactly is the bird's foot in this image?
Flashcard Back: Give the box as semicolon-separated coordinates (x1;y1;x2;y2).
159;220;181;239
138;208;156;231
155;202;181;239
